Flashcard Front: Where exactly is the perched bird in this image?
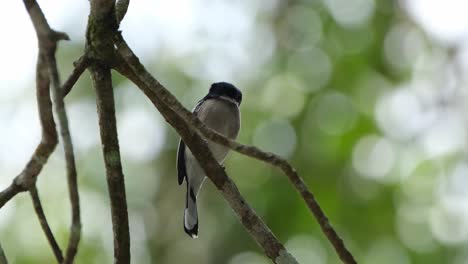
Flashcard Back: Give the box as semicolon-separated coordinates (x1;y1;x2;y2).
177;82;242;238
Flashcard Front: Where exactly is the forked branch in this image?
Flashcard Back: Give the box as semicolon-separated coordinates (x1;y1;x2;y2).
113;48;298;264
113;33;356;264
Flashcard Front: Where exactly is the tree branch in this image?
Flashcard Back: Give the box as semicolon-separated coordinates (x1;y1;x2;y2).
30;186;63;262
90;0;116;19
113;47;298;264
163;107;357;262
0;54;57;208
46;42;81;264
62;55;91;97
22;1;82;263
91;64;130;263
0;39;58;209
115;0;130;25
87;2;130;263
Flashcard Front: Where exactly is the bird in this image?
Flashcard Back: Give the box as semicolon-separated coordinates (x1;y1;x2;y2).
177;82;242;238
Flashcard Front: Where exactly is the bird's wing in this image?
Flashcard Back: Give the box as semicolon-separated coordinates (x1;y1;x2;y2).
177;98;208;185
193;97;208;114
177;140;186;185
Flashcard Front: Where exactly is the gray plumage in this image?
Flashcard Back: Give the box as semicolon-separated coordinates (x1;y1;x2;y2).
177;82;242;238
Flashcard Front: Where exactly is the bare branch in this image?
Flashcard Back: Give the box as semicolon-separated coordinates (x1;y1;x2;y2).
0;1;63;208
154;101;357;262
46;45;81;264
115;0;130;25
23;0;69;42
86;2;130;263
90;0;116;19
62;56;91;97
21;0;82;262
30;186;63;262
91;64;130;263
113;48;298;264
0;52;57;209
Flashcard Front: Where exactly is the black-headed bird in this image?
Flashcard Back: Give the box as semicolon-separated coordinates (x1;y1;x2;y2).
177;82;242;238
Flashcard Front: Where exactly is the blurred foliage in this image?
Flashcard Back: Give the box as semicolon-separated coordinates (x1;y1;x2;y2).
2;0;468;263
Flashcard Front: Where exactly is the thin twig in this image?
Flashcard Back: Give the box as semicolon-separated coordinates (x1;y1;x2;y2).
113;51;298;264
46;46;81;264
22;0;81;262
114;33;356;263
62;55;91;97
30;186;63;262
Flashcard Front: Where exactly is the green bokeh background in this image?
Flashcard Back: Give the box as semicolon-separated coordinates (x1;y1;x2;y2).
1;0;467;263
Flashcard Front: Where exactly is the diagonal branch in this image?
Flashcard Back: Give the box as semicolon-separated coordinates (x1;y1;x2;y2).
30;186;63;262
115;0;130;25
62;55;91;97
113;50;298;264
114;33;356;264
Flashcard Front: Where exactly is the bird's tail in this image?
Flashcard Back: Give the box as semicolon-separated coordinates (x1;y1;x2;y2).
184;185;199;238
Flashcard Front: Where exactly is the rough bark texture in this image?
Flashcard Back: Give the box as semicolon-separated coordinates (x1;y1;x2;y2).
92;63;131;263
86;2;131;263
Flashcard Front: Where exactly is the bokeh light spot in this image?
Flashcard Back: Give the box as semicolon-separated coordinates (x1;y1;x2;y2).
287;47;332;92
364;238;410;264
420;111;466;158
430;202;468;244
352;135;396;181
375;87;427;140
285;235;327;264
314;91;357;135
324;0;375;28
68;100;99;152
118;107;165;162
253;119;297;158
401;160;440;204
228;252;270;264
396;203;437;253
403;0;468;44
279;5;323;50
261;74;306;118
384;23;427;71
